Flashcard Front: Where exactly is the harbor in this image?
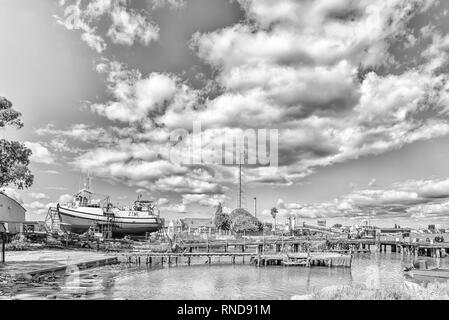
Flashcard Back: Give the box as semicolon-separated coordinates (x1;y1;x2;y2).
4;0;449;304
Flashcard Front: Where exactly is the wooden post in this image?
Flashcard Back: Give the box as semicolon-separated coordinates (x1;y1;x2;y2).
1;232;5;264
263;232;265;254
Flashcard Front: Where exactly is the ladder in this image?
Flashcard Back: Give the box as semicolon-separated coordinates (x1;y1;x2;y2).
103;213;114;239
45;207;61;233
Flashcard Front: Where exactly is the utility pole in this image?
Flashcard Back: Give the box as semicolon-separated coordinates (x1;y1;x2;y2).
238;163;242;209
253;197;257;218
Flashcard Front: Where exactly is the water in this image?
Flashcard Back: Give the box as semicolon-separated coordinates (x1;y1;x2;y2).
9;253;449;300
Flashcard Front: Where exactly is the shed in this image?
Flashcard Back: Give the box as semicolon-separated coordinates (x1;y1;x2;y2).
0;191;26;234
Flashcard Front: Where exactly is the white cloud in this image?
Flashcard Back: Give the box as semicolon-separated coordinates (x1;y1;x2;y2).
182;194;227;207
270;176;449;220
24;142;55;164
160;203;187;213
107;6;159;46
157;198;170;206
58;194;73;204
51;0;449;217
23;201;55;215
30;193;50;200
55;0;160;52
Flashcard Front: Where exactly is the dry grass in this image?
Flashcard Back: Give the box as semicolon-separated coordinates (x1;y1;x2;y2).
305;281;449;300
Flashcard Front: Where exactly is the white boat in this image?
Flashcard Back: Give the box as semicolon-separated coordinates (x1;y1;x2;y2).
57;188;164;237
405;267;449;279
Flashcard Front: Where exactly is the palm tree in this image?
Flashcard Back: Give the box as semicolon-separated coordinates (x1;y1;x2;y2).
270;207;278;232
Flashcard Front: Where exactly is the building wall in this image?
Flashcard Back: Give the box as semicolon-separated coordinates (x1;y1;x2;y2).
0;192;26;234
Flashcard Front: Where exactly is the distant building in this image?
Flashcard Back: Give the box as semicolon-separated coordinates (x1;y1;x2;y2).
379;227;411;234
379;227;411;238
166;218;216;235
0;191;26;235
166;219;184;233
183;218;215;234
23;221;47;233
317;220;326;227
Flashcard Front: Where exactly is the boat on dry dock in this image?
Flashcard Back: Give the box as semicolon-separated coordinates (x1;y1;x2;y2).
57;187;164;237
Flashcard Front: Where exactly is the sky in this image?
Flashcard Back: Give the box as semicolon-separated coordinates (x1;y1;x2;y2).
3;0;449;228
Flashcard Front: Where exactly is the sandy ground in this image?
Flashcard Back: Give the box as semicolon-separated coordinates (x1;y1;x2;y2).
0;250;116;275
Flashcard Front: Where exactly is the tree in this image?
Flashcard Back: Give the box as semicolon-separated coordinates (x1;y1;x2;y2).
0;97;33;189
229;208;262;233
213;203;231;231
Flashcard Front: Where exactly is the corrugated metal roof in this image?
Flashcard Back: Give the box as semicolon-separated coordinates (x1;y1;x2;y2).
0;191;27;213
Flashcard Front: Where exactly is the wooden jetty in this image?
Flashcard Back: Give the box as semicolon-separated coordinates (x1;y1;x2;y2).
122;251;352;268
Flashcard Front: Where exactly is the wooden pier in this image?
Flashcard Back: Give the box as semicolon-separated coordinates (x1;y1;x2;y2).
119;237;449;269
122;251;352;268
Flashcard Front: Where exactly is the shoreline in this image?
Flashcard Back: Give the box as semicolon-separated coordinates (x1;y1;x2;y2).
292;281;449;300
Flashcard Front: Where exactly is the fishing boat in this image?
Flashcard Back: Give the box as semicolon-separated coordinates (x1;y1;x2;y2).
57;183;164;237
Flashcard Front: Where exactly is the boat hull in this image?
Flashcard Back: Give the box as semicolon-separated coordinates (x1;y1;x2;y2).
58;206;164;237
407;269;449;279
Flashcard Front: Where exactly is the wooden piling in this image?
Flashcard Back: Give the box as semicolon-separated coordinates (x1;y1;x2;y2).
1;233;5;264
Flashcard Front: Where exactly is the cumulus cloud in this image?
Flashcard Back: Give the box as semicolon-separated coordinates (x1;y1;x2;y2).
23;201;55;215
271;177;449;220
30;193;50;200
159;203;187;213
50;0;449;222
58;194;73;203
182;194;227;207
157;198;170;206
55;0;160;52
91;62;198;123
24;142;55;164
107;5;159;46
